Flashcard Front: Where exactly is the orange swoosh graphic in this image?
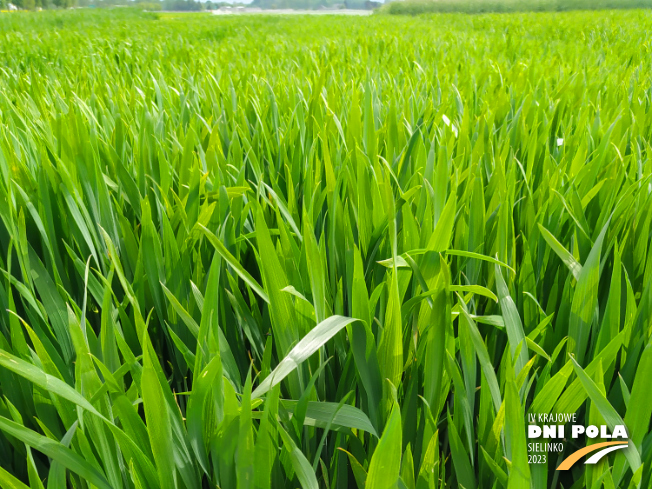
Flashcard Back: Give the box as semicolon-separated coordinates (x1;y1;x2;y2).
556;441;628;470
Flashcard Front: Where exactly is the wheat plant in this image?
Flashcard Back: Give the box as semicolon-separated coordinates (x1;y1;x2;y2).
0;8;650;489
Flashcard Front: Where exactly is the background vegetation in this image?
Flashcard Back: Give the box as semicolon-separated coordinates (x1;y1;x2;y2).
3;0;650;13
0;7;651;489
379;0;651;15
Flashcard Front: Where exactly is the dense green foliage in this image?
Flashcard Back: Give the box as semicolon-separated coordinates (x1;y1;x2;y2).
0;8;651;489
379;0;651;15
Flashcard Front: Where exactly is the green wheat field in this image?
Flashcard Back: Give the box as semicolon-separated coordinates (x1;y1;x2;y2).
0;7;651;489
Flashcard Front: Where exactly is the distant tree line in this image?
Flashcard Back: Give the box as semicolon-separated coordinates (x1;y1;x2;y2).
1;0;380;10
1;0;205;11
250;0;338;9
2;0;76;9
250;0;379;8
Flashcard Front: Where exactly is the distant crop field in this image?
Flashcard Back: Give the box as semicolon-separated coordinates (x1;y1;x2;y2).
0;8;651;489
